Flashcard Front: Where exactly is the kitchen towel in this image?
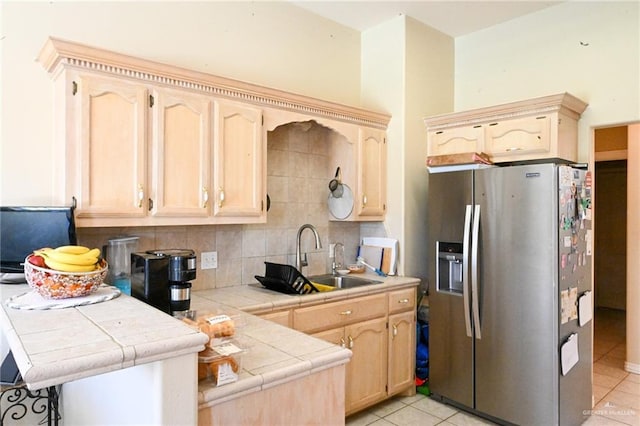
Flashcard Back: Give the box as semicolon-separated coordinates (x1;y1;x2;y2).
5;284;121;310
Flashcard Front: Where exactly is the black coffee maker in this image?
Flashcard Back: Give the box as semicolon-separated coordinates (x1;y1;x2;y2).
131;249;196;317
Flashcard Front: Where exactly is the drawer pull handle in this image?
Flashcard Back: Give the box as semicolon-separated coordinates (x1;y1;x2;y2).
348;336;354;349
398;298;409;304
218;188;225;208
137;184;144;208
506;147;523;152
340;310;352;316
203;188;209;208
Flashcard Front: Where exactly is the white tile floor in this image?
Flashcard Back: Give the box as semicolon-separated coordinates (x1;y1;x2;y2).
347;308;639;426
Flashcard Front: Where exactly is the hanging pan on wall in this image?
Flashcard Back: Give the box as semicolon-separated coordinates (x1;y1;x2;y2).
327;167;354;220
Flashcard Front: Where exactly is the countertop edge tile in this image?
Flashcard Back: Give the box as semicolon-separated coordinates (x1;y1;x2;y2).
131;332;208;361
299;346;353;371
22;349;125;390
252;358;313;385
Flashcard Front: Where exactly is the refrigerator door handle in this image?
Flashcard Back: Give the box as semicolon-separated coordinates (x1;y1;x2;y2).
462;204;473;338
472;204;482;340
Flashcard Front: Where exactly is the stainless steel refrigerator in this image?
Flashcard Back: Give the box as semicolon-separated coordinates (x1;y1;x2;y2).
427;163;593;425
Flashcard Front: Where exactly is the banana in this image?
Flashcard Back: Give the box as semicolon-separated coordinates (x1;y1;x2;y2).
40;249;98;266
54;245;91;255
34;246;102;271
41;256;97;272
86;248;101;258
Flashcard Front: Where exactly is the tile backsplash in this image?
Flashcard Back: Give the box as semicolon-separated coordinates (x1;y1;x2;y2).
78;120;386;291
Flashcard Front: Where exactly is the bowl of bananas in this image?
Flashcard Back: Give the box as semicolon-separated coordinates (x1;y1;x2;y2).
24;245;108;299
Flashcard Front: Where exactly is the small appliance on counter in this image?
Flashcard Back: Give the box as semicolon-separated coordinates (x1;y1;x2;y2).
131;249;196;317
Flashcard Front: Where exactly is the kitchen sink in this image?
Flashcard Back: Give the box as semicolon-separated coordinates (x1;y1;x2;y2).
308;274;382;290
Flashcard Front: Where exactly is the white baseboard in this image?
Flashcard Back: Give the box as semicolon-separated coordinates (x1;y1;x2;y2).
624;361;640;375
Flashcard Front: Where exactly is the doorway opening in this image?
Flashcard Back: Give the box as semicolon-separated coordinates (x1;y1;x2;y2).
592;124;632;410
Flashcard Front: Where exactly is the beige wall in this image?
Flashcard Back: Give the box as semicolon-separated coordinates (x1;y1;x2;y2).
454;1;640;163
361;15;454;282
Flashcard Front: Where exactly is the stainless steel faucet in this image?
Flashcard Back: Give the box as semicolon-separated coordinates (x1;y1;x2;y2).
332;242;344;275
296;224;322;272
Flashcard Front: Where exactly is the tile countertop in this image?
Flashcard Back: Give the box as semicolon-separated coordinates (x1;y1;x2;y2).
1;274;420;410
193;274;421;408
0;284;209;390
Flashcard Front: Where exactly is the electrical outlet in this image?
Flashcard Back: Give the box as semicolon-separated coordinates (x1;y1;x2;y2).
201;251;218;269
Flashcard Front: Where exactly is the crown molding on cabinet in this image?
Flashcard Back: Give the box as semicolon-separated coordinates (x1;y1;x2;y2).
424;93;588;130
38;37;390;130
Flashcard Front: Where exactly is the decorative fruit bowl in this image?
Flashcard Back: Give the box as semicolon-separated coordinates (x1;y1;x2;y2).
24;254;108;299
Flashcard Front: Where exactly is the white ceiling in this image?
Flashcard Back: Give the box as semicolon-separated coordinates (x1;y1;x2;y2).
291;1;563;37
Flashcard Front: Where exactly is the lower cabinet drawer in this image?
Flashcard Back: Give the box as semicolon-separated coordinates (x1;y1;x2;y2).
388;287;416;314
293;293;386;334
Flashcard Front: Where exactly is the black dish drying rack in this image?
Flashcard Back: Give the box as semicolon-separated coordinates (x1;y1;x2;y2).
255;262;320;295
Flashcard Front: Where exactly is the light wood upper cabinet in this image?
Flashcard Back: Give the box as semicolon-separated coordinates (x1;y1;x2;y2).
150;88;211;217
424;93;587;164
38;37;389;226
484;115;550;158
427;124;484;157
75;75;148;219
355;127;386;220
213;101;264;220
72;74;215;224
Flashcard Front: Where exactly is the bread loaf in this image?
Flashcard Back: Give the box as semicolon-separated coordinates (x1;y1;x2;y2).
183;314;235;339
197;346;240;381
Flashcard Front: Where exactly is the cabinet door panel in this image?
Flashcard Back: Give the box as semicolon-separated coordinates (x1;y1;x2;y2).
388;310;415;395
345;316;387;414
213;102;263;218
485;115;551;159
427;125;484;157
78;76;147;218
356;128;386;219
151;89;211;217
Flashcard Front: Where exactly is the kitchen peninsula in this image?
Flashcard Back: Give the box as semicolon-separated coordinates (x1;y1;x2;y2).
1;274;419;425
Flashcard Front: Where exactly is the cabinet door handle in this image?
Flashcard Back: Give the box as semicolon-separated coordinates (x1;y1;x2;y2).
340;337;346;348
362;194;368;207
340;310;352;316
137;184;144;208
218;188;225;208
348;335;354;349
202;188;209;208
392;324;398;338
506;147;523;152
397;298;409;304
